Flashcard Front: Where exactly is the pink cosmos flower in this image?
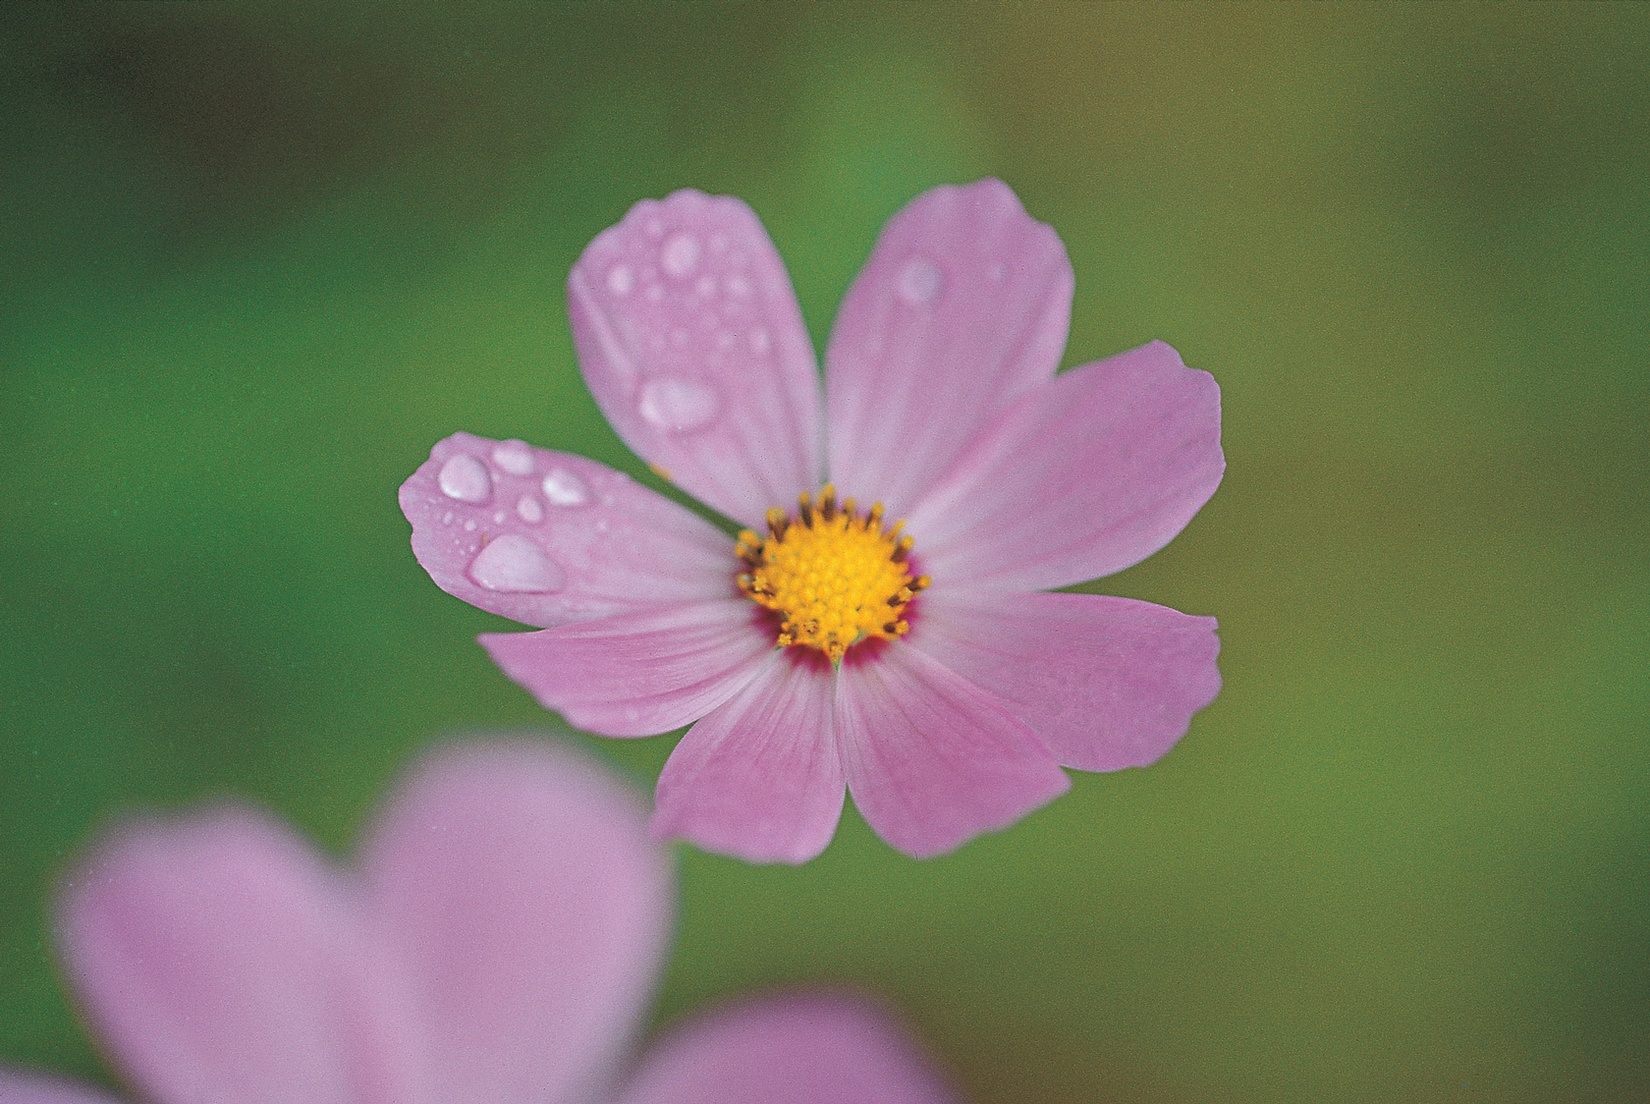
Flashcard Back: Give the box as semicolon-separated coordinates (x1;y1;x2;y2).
0;740;955;1104
400;179;1223;863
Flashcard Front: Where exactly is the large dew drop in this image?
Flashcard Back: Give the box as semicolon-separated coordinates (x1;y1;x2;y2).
492;439;535;476
661;232;701;277
541;467;590;506
516;495;544;523
468;534;564;593
638;377;719;433
897;256;943;305
606;264;635;296
437;453;491;503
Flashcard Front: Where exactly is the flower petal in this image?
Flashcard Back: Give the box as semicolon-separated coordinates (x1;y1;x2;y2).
909;341;1223;591
654;651;844;864
480;599;774;737
400;433;733;629
913;591;1220;772
0;1071;128;1104
614;992;958;1104
568;190;823;528
359;740;672;1104
835;643;1069;858
825;179;1073;517
56;809;417;1104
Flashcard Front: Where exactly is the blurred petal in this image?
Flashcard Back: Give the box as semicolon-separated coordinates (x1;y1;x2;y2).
614;992;958;1104
401;433;733;629
654;651;843;864
480;600;774;737
0;1071;127;1104
836;643;1069;858
910;341;1223;591
914;591;1220;771
360;740;672;1104
57;809;417;1104
825;179;1073;517
569;190;823;528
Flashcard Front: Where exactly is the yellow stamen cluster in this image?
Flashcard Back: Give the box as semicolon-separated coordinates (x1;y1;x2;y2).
736;484;930;663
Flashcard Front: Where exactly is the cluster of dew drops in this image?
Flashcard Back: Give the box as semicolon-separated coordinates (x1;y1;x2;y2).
592;207;955;442
434;440;594;596
425;209;965;601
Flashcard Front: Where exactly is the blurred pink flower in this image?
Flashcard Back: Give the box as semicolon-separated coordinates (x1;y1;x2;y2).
401;180;1223;862
0;740;955;1104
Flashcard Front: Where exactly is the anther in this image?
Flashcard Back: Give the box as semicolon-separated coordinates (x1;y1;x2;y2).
736;488;925;663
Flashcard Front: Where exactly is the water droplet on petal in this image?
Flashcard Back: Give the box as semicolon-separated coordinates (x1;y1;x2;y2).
606;264;635;296
468;534;564;593
541;467;590;506
898;256;943;305
491;439;534;476
441;511;454;524
638;377;719;433
463;519;477;532
726;274;752;298
749;328;771;355
661;232;701;277
516;494;544;523
492;511;506;524
437;453;491;503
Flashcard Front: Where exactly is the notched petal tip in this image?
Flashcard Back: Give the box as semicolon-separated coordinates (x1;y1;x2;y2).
836;645;1070;860
825;177;1075;518
568;189;824;528
651;654;845;865
909;336;1226;591
913;592;1223;775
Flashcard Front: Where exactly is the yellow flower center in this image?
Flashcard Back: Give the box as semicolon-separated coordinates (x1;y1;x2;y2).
736;484;930;663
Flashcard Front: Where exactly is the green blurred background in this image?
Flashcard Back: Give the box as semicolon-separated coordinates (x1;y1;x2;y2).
3;4;1646;1101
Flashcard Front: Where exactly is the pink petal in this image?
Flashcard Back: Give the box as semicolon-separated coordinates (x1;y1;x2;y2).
568;190;824;528
480;600;775;737
653;651;844;864
825;179;1073;518
56;809;418;1104
359;740;672;1104
0;1071;128;1104
613;992;958;1104
913;590;1220;772
835;643;1069;858
908;340;1223;591
400;433;734;629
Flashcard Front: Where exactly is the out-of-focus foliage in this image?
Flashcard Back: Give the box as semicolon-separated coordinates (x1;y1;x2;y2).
2;5;1645;1101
